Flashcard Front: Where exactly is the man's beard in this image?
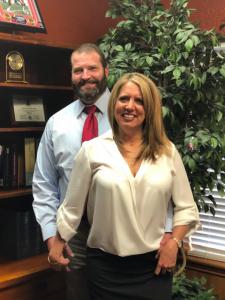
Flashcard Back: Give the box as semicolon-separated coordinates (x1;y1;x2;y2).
72;75;107;105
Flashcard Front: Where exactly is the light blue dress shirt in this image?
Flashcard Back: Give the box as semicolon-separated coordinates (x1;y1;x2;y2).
32;89;111;241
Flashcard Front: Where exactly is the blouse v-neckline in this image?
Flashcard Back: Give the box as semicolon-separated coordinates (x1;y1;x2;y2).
111;138;145;179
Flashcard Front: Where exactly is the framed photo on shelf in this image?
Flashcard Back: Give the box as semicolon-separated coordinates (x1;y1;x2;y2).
11;95;46;125
0;0;46;33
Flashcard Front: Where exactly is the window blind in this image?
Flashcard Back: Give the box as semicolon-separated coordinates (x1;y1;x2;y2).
189;46;225;261
189;190;225;262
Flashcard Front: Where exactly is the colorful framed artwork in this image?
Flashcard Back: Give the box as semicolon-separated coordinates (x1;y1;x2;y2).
0;0;46;33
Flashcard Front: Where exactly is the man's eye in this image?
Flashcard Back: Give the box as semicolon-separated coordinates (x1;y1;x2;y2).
73;69;82;74
88;66;97;71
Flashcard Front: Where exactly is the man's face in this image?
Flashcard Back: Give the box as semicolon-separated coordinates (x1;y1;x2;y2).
71;51;108;105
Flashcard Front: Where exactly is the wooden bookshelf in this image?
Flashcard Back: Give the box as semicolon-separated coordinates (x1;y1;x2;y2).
0;35;72;299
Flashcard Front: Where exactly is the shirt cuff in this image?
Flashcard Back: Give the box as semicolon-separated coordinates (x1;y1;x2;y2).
41;223;57;241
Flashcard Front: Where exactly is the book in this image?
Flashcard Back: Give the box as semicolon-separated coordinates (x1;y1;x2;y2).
0;144;4;187
17;150;25;187
24;137;36;186
11;144;18;188
0;208;46;259
35;137;41;156
3;145;11;188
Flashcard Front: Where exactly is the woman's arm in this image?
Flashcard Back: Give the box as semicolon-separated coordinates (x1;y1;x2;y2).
171;148;200;235
155;147;200;275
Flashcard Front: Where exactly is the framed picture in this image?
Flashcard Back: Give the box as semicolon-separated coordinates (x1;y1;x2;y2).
0;0;46;33
11;95;46;125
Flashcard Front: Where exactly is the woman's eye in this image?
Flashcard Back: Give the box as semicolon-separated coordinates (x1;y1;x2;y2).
135;98;144;105
118;96;128;102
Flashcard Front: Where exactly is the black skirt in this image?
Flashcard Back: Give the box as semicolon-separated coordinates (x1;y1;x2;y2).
86;247;172;300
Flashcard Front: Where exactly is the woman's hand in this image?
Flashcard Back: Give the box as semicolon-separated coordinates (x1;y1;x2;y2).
155;237;178;275
48;232;70;269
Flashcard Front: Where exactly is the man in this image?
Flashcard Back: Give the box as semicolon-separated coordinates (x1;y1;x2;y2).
33;43;173;300
32;43;110;300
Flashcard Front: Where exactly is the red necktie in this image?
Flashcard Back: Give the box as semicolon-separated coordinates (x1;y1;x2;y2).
82;105;98;143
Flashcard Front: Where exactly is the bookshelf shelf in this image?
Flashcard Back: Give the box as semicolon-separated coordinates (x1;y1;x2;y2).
0;253;66;300
0;32;74;49
0;188;32;199
0;253;48;289
0;82;73;91
0;127;44;133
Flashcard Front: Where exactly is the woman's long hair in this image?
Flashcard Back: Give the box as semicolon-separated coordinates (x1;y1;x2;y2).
108;73;171;161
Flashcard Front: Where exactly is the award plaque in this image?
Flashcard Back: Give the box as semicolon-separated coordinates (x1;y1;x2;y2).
6;51;27;83
11;95;46;125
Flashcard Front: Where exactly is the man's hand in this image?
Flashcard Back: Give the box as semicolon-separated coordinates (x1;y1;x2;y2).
46;236;55;251
47;235;72;272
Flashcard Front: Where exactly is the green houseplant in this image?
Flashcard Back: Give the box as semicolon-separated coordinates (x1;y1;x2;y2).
172;273;216;299
99;0;225;214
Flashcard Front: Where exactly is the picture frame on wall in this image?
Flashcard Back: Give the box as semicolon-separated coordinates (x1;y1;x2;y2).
0;0;46;33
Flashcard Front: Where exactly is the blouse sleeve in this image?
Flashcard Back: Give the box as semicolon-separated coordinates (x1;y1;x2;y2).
57;143;91;242
172;147;200;236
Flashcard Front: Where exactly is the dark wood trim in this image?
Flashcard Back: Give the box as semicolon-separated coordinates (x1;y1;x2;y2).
187;254;225;277
186;255;225;300
0;188;32;199
0;82;72;91
0;253;49;290
0;127;43;133
0;32;75;50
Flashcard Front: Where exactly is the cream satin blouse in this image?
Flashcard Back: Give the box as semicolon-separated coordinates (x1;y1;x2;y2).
57;131;200;256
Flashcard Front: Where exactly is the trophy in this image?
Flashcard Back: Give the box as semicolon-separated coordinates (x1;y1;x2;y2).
5;51;27;83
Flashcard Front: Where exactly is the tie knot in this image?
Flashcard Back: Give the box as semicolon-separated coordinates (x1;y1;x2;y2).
84;105;97;115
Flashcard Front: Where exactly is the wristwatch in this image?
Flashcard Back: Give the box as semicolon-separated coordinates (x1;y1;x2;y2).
172;237;182;248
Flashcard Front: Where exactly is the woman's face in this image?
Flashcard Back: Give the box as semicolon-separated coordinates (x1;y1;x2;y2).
114;81;146;135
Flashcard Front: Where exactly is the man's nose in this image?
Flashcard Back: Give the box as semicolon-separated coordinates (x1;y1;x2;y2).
81;69;91;80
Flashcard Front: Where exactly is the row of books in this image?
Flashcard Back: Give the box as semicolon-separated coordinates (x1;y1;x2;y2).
0;208;46;259
0;137;40;189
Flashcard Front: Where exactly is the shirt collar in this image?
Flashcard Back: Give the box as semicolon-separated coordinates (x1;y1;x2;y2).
75;88;110;118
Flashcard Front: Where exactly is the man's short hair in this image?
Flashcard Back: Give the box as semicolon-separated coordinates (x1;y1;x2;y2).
73;43;107;68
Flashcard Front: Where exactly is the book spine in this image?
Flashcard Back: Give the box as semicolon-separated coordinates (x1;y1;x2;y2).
17;150;25;187
11;144;18;188
0;145;4;188
24;137;36;186
3;146;11;188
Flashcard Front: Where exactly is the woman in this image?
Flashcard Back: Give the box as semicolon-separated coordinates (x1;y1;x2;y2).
49;73;200;300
